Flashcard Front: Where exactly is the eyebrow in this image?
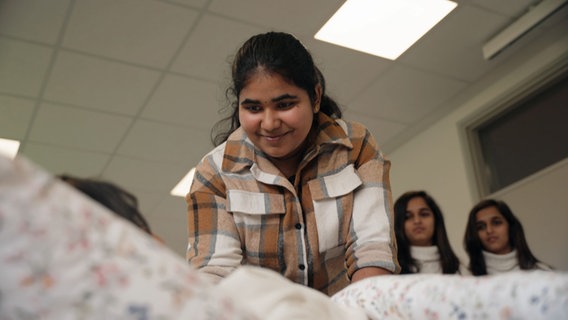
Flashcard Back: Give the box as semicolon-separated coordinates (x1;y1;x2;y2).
241;94;298;105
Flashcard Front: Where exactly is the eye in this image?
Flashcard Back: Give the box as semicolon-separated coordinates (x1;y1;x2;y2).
243;105;262;113
419;210;431;218
277;101;296;109
492;219;503;226
476;223;486;231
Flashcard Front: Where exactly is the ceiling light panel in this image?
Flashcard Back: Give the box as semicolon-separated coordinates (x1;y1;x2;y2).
315;0;458;60
0;138;21;159
170;167;195;197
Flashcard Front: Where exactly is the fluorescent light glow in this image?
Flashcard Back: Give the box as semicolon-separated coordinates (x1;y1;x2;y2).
170;167;195;197
0;138;20;159
315;0;457;60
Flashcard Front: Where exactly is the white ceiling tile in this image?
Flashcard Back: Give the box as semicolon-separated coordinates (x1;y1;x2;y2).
0;0;70;44
171;14;263;80
149;222;188;257
44;51;161;115
155;231;187;258
353;65;468;124
146;195;190;257
116;119;211;166
146;195;188;220
468;0;537;17
399;5;509;82
0;37;52;97
168;0;208;8
29;102;132;152
307;38;391;104
142;74;222;130
0;95;36;139
208;0;343;36
20;142;110;177
63;0;198;68
102;155;189;192
121;187;167;220
343;111;408;147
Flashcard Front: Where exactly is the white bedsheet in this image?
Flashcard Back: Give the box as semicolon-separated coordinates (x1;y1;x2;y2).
332;270;568;319
1;154;567;320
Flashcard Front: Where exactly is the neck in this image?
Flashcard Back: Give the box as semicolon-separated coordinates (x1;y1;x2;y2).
269;150;303;178
269;127;316;178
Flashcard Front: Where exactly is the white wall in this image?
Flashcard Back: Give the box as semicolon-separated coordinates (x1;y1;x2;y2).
388;26;568;270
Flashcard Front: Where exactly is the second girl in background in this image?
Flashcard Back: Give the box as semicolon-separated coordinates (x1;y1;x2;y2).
464;199;551;275
394;190;465;274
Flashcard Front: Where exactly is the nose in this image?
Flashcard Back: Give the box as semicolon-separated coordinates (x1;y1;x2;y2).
261;109;281;131
412;215;421;224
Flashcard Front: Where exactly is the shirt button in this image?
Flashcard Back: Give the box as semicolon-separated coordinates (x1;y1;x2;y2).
298;264;305;270
295;223;302;230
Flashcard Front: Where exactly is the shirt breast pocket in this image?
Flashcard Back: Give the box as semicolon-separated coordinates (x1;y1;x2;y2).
226;190;285;264
227;189;285;225
308;164;362;255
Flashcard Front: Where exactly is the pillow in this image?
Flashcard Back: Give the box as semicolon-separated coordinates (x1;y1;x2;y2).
218;266;367;320
0;155;255;319
332;270;568;319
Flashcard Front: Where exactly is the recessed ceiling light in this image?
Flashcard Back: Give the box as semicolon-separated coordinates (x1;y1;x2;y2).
170;167;196;197
0;138;20;159
315;0;458;60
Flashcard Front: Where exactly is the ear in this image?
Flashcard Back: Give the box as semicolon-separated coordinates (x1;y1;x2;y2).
313;84;322;113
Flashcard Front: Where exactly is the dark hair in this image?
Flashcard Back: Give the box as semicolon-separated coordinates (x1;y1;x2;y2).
464;199;546;275
59;174;152;235
394;191;460;274
212;31;342;146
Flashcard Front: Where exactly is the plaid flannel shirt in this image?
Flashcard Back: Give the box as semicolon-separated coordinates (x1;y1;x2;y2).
186;113;399;295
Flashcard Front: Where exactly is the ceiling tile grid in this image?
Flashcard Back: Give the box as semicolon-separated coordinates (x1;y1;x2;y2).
141;73;223;131
101;155;191;193
0;95;36;140
62;0;199;68
0;0;70;44
398;4;511;82
21;142;111;178
28;102;133;153
352;64;468;124
44;50;162;115
116;118;210;165
171;13;264;80
0;37;53;97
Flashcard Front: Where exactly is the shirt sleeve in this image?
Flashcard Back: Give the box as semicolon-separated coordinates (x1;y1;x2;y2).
344;124;400;277
185;151;244;281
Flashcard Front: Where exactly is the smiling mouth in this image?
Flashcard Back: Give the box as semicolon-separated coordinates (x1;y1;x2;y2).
261;132;288;141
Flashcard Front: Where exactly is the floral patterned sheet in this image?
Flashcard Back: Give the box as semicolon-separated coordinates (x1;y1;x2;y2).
2;154;568;320
0;155;256;320
332;270;568;319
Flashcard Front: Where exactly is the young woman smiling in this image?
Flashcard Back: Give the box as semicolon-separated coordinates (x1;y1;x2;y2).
185;32;399;295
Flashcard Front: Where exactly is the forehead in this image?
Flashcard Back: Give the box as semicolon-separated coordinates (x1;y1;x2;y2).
475;206;504;222
407;196;428;210
240;71;304;100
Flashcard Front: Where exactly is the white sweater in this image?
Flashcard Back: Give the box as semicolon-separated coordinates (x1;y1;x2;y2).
483;249;551;275
410;246;442;274
483;250;519;275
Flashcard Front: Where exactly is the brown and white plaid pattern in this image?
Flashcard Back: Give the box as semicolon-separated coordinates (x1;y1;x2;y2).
186;113;399;295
